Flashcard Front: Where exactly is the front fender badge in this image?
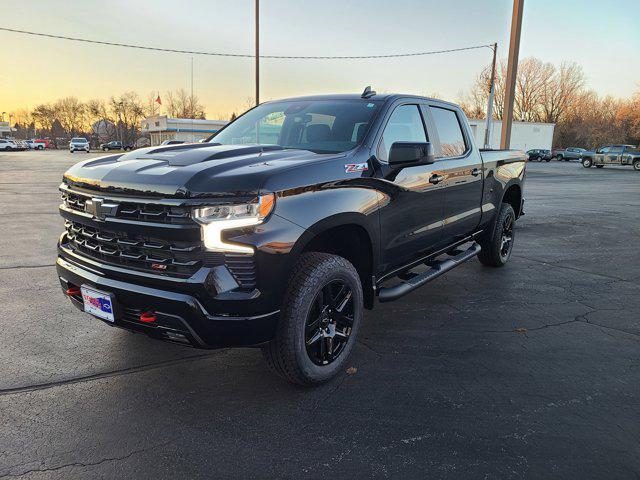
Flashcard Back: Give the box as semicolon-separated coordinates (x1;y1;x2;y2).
345;163;368;173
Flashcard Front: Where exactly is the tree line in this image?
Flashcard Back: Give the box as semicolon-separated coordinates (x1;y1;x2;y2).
5;57;639;149
9;89;206;147
460;57;640;149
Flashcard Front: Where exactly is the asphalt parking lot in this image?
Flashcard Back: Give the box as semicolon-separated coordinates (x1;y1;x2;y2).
1;150;639;479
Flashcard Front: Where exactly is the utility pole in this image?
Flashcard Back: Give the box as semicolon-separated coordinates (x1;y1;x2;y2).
500;0;524;149
484;42;498;149
255;0;260;106
191;56;194;142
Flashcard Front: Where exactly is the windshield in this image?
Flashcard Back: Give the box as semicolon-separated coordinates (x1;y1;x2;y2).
71;138;87;143
210;99;381;154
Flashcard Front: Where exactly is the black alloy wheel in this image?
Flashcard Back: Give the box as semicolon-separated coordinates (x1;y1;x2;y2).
305;280;354;366
500;214;514;259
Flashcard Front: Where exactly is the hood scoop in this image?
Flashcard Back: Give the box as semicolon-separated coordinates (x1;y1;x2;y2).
118;143;286;167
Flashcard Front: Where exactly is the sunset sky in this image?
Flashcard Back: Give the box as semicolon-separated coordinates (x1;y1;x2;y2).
1;0;638;119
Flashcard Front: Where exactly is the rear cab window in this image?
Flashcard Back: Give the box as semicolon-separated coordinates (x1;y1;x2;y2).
429;106;468;158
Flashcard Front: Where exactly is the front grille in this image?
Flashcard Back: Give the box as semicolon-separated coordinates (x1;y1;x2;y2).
61;190;192;225
60;188;258;289
64;220;205;276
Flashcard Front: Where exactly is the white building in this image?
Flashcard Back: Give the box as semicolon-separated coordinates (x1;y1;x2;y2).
0;121;14;138
141;115;228;146
468;119;555;151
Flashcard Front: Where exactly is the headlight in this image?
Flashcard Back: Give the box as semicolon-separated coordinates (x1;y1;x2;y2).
192;193;275;254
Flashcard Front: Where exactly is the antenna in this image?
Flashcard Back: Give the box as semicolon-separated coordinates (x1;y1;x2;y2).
361;86;376;99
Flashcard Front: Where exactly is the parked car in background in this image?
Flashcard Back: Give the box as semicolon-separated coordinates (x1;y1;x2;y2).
526;149;551;162
100;140;133;151
27;138;50;150
0;139;18;151
553;147;586;161
581;145;640;170
14;140;28;151
69;137;90;153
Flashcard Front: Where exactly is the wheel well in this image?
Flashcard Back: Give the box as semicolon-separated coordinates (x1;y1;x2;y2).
302;224;374;309
502;184;522;218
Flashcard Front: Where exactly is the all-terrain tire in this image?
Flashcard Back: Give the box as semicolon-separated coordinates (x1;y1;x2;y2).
633;160;640;171
582;157;593;168
478;203;516;267
262;252;363;386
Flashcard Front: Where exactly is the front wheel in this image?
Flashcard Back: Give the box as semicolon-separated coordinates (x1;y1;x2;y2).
582;158;593;168
478;203;516;267
633;160;640;171
263;252;363;386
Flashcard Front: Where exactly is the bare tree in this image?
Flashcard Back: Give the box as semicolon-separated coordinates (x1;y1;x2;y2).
86;99;115;144
513;58;555;122
539;62;585;124
144;91;162;117
31;103;56;136
53;97;86;137
109;92;145;145
164;89;205;119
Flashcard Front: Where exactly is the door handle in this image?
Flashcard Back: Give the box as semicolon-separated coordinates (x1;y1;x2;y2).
429;174;445;184
471;168;481;177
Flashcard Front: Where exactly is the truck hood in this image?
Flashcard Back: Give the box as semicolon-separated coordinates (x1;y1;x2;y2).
63;143;339;198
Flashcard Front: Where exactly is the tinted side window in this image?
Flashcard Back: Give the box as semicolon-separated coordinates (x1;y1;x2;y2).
429;107;467;158
609;146;623;154
599;147;610;154
377;105;427;162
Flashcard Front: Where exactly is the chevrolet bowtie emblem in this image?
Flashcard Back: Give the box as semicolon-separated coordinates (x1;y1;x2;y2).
84;198;118;220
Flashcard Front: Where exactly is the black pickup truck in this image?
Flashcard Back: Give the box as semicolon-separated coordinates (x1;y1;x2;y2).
57;90;526;385
100;140;134;152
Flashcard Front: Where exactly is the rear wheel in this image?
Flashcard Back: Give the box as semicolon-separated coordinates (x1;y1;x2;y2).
582;158;593;168
478;203;516;268
262;252;363;386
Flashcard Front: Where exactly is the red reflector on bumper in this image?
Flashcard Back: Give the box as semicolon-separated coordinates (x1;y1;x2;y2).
140;311;157;323
66;287;81;296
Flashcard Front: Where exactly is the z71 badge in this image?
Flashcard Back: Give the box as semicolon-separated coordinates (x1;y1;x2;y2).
344;163;368;173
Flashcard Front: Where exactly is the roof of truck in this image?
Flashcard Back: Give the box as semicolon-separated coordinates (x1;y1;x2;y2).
265;93;459;108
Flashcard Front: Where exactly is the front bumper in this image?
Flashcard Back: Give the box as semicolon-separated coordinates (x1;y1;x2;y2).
57;255;279;348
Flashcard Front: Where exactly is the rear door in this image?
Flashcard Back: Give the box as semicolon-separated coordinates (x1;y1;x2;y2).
621;146;636;165
426;104;483;241
606;146;623;164
375;102;445;269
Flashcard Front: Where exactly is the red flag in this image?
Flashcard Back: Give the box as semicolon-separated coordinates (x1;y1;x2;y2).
155;94;162;105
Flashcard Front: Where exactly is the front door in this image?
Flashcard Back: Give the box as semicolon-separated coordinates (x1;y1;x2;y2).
427;105;483;241
375;103;445;271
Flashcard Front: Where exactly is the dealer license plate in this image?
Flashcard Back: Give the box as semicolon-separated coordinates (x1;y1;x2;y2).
80;286;115;322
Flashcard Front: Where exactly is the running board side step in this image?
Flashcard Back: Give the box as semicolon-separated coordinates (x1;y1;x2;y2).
377;243;481;303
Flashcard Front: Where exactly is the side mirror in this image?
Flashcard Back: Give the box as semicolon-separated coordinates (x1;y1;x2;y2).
388;141;435;166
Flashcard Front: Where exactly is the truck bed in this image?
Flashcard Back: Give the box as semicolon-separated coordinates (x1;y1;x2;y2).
479;148;527;164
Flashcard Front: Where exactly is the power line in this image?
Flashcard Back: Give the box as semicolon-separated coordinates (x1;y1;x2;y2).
0;27;493;60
